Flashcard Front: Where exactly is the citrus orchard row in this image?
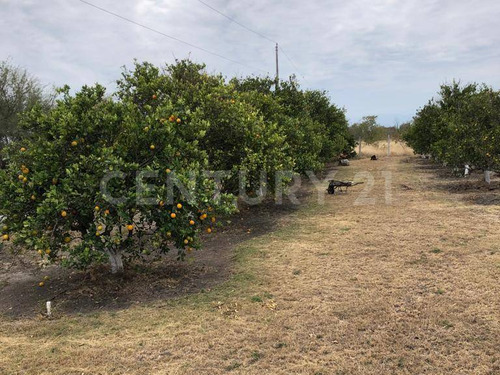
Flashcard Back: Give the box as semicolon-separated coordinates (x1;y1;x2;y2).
404;82;500;177
0;60;353;275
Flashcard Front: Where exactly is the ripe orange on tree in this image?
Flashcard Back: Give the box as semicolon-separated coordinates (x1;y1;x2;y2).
0;63;239;275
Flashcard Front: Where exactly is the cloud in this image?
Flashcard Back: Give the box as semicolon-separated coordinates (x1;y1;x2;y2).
1;0;499;125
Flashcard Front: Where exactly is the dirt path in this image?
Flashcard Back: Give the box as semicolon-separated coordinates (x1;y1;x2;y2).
1;156;499;374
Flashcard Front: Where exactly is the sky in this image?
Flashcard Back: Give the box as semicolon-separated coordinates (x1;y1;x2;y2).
1;0;500;125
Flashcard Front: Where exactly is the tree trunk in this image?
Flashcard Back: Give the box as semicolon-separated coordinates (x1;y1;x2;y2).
107;250;124;274
484;170;491;184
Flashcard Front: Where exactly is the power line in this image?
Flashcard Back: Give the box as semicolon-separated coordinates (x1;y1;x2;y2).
195;0;308;83
196;0;277;44
78;0;268;74
279;47;309;84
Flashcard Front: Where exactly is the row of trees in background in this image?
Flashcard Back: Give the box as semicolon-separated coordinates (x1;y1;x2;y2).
403;82;500;182
349;115;410;145
0;59;354;273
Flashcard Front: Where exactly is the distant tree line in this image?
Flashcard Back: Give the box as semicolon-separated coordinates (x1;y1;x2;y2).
349;115;410;144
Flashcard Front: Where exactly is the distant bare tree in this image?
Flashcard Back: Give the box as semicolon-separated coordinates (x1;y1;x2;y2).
0;60;53;149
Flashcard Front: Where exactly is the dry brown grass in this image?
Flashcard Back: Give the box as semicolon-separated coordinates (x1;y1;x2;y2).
1;157;499;374
359;140;414;157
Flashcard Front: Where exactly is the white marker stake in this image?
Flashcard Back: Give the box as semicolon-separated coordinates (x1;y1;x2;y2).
46;301;52;317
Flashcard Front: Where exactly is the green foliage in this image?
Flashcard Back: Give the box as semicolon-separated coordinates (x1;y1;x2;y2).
404;82;500;170
117;61;293;194
0;59;353;273
0;83;234;272
0;60;53;148
232;75;353;172
349;115;386;144
350;116;408;145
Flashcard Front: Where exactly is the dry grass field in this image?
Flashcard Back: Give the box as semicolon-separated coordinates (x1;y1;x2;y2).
358;140;413;157
1;156;500;374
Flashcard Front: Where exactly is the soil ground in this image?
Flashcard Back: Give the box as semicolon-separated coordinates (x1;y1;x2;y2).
1;156;499;374
0;187;309;317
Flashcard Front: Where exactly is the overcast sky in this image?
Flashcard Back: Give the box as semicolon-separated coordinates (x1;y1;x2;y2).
2;0;500;125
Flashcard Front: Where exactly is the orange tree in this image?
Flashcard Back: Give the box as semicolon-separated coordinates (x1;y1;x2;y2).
0;84;234;274
404;82;500;175
438;84;500;171
231;76;353;172
116;60;293;195
0;60;354;274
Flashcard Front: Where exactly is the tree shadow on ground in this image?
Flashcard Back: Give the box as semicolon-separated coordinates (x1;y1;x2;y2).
0;173;319;319
408;158;500;206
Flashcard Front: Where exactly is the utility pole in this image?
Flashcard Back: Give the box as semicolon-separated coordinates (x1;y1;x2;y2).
275;43;279;87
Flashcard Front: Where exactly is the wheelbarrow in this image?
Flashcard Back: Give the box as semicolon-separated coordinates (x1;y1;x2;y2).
327;180;363;194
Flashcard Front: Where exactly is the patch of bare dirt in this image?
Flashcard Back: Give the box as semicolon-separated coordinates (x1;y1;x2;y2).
411;159;500;205
0;186;311;318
